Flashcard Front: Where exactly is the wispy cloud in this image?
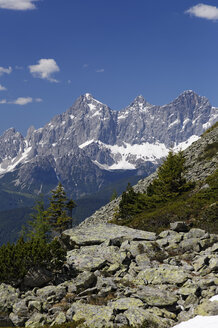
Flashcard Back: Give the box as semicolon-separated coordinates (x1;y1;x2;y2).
0;84;7;91
35;98;43;102
0;0;39;11
11;97;33;105
96;68;105;73
83;64;89;68
0;66;12;76
186;3;218;21
29;58;60;83
0;97;43;105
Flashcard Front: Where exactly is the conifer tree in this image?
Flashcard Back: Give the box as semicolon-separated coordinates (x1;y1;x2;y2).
24;196;50;241
44;182;76;233
147;150;193;199
110;189;118;201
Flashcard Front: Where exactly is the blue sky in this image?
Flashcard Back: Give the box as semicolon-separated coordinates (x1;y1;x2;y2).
0;0;218;135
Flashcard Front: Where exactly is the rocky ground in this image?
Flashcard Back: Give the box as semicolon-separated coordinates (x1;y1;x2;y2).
0;221;218;328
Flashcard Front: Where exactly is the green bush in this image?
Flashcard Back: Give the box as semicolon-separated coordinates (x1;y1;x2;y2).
0;237;66;286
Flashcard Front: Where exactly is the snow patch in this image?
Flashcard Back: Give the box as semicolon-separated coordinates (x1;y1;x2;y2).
88;103;96;111
210;295;218;302
79;139;95;149
94;141;169;170
172;315;218;328
169;119;180;129
0;146;32;175
174;135;199;151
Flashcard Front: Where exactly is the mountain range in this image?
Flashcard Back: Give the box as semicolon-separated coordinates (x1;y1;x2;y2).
0;90;217;243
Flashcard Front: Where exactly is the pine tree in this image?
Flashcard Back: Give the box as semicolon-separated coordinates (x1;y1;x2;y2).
44;183;76;233
119;183;138;219
147;150;193;199
24;196;50;241
110;189;118;201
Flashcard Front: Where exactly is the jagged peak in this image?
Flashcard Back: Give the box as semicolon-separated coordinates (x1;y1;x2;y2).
84;93;93;100
128;95;152;110
176;90;207;101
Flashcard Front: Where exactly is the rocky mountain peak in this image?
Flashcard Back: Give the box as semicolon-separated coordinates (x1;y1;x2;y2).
173;90;210;109
128;95;152;110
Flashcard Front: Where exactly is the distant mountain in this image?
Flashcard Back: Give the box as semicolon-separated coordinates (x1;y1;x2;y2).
0;90;217;198
0;90;217;244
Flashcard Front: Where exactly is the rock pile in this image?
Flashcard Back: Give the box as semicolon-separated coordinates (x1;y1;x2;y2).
1;222;217;327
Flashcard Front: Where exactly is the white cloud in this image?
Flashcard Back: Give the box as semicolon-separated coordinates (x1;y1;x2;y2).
12;97;33;105
0;0;39;11
0;66;12;76
83;64;89;68
96;68;105;73
29;58;60;82
186;3;218;21
35;97;43;102
0;84;6;91
0;97;43;105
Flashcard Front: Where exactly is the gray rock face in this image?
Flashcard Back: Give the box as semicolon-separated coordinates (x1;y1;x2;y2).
0;91;217;199
2;222;218;327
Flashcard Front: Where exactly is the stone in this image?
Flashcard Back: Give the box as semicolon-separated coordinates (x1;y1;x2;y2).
184;228;207;240
51;312;66;326
124;307;174;328
193;256;209;271
75;271;97;291
137;264;189;285
0;283;19;312
134;286;178;306
28;301;42;312
114;314;129;325
109;297;144;311
72;303;114;328
36;285;66;302
66;306;76;321
9;312;28;327
62;223;156;248
195;299;218;316
25;313;46;328
179;238;201;253
170;222;189;232
209;257;218;271
22;267;53;288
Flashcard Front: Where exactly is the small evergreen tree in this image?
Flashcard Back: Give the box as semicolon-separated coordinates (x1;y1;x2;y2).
110;189;118;201
147;151;193;199
119;183;138;219
44;183;76;233
24;196;50;241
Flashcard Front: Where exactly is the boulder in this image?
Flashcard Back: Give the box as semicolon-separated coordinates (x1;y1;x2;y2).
22;267;53;288
170;222;189;232
71;303;114;328
133;286;178;306
137;264;189;285
62;223;156;248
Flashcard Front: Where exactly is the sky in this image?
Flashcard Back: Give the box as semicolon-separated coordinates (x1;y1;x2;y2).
0;0;218;135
